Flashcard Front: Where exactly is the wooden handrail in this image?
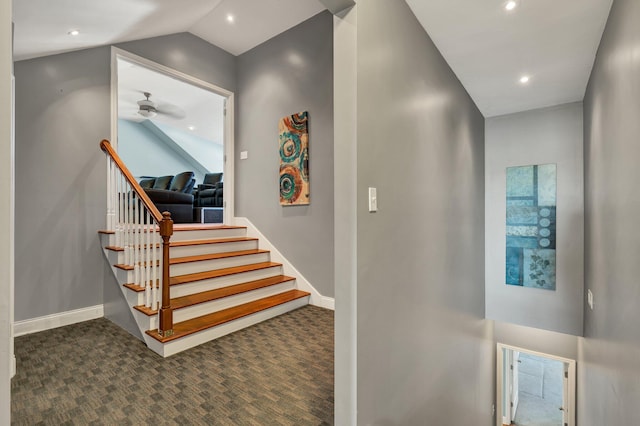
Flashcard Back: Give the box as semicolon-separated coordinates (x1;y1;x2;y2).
100;139;164;223
100;139;174;337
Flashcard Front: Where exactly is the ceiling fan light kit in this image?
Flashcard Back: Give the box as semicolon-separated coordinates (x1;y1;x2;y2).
137;91;158;118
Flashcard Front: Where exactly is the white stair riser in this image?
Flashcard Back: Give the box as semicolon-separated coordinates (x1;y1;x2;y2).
145;296;309;357
101;229;249;248
173;281;296;323
109;241;260;265
118;248;158;265
107;249;121;265
171;266;283;298
116;267;131;284
170;240;258;258
170;252;271;276
100;233;114;247
125;288;146;307
170;228;247;242
132;308;156;332
117;267;155;286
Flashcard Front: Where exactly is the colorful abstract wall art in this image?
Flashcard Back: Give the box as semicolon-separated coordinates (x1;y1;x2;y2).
279;111;309;205
506;164;557;290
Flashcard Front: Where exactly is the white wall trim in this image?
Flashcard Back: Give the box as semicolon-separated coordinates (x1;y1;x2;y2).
233;217;335;310
333;5;358;426
14;305;104;337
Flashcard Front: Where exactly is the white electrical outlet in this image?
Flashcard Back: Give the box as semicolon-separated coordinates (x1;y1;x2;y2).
368;187;377;212
587;289;594;310
240;151;248;160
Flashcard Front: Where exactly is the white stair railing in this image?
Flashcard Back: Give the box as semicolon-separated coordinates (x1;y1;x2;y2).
101;139;174;337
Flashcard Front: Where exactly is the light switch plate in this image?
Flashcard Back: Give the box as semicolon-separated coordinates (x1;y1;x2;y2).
240;151;248;160
368;187;377;212
587;289;594;310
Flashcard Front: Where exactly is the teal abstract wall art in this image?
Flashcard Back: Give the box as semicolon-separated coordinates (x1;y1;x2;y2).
506;164;557;290
279;111;309;205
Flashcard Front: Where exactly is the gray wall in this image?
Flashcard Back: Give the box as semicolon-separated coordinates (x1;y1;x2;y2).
485;103;584;336
1;0;12;419
14;33;237;326
355;1;492;424
236;12;335;298
494;321;578;361
117;33;237;93
14;46;111;321
581;0;640;423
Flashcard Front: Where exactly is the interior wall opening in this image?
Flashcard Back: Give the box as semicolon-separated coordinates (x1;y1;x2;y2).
111;47;235;225
497;343;576;426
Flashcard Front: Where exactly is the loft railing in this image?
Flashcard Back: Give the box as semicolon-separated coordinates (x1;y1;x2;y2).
100;139;174;337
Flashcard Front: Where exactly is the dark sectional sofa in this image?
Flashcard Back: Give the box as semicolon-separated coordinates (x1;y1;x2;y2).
139;172;195;223
138;171;224;223
194;172;224;208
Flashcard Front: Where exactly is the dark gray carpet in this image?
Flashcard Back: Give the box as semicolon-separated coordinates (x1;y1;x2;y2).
11;305;334;425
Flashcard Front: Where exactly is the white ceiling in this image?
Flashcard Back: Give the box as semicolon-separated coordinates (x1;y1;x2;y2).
12;0;326;60
406;0;614;117
13;0;614;117
117;57;225;144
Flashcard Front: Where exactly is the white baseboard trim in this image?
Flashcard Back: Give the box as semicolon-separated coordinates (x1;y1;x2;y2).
234;217;335;311
14;304;104;337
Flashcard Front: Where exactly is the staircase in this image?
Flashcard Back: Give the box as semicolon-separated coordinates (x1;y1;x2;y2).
99;224;310;357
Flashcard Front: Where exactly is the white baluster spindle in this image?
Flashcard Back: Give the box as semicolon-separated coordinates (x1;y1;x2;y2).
133;193;140;287
153;226;159;311
143;211;149;308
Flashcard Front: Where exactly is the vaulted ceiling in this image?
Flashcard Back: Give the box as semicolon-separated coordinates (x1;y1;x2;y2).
13;0;614;117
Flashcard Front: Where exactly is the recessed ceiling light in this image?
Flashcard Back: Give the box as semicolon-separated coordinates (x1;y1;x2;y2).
505;1;517;11
226;14;234;23
188;125;196;131
519;75;530;84
68;29;80;36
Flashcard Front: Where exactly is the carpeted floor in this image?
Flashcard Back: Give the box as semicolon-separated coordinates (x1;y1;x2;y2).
11;305;334;425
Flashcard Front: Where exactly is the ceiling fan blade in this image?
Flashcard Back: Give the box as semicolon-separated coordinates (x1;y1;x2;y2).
157;103;186;120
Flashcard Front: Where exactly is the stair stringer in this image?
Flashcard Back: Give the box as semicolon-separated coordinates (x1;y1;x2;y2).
233;217;335;310
99;232;157;348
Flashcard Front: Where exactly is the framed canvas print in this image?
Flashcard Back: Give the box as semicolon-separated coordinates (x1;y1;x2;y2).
505;164;557;290
279;111;309;205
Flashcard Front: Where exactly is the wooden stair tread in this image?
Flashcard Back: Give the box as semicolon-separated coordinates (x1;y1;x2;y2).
124;280;159;293
109;238;256;253
115;260;159;271
170;262;282;286
170;249;269;265
100;224;244;237
172;224;246;231
172;275;295;309
107;243;160;252
114;263;134;271
133;275;296;315
146;290;309;343
170;237;258;247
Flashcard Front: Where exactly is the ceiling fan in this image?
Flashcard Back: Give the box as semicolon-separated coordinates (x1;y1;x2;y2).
136;92;186;119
